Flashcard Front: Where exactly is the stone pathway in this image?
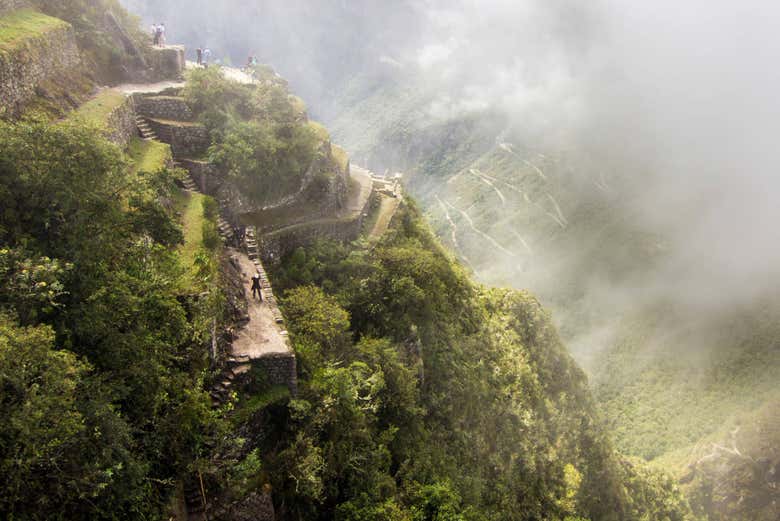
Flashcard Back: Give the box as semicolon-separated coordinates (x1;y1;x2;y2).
230;250;290;359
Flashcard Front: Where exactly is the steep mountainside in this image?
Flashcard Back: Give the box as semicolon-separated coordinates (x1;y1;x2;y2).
320;68;780;521
0;1;770;520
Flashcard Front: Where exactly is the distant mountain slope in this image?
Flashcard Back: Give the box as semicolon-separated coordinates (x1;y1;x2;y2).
322;68;780;521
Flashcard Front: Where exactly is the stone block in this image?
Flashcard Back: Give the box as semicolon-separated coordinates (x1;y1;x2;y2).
146;45;185;81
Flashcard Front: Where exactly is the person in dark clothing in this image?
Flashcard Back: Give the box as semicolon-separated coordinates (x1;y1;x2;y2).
251;273;262;301
196;48;203;65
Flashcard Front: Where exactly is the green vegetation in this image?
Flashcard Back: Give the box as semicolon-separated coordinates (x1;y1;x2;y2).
67;89;126;126
332;143;350;172
127;135;171;173
325;67;780;520
31;0;150;83
0;8;67;52
176;190;221;292
183;66;331;206
0;118;230;519
213;201;697;521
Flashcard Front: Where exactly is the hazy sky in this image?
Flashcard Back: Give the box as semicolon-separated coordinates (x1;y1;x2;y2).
401;0;780;307
124;0;780;307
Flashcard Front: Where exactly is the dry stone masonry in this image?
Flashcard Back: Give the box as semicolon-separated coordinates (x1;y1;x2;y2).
144;117;209;158
134;94;194;121
0;18;81;116
104;95;138;148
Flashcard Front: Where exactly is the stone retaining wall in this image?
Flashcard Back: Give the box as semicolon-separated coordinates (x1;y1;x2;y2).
253;353;297;396
0;0;28;15
260;214;365;263
146;118;209;158
0;22;81;116
105;95;137;148
135;94;194;121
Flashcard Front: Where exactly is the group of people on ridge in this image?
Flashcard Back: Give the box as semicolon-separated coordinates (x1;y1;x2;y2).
196;47;213;66
151;23;166;46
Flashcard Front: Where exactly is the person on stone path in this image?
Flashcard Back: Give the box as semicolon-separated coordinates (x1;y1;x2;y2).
159;23;166;46
196;48;203;65
202;48;212;66
251;273;263;301
152;23;159;46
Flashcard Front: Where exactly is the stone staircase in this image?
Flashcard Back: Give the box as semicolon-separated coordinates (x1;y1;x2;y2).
209;360;252;407
135;115;157;141
246;227;285;326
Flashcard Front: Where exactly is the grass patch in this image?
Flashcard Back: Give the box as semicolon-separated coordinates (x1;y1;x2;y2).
332;144;349;172
0;9;68;52
127;137;171;174
176;190;207;290
68;89;126;127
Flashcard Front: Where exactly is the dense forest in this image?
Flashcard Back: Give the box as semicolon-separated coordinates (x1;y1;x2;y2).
2;0;774;520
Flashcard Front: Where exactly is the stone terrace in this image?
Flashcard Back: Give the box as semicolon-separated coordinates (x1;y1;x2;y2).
0;8;81;115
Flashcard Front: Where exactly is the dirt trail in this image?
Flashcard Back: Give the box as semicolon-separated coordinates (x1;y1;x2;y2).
436;195;461;249
510;230;534;254
470;168;506;205
443;199;515;257
545;193;569;228
229;249;290;359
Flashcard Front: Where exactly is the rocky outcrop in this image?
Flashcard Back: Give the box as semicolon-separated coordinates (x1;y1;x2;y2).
146;45;185;81
0;19;81;116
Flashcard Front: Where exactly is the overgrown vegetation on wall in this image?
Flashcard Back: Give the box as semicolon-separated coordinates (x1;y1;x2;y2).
184;66;334;206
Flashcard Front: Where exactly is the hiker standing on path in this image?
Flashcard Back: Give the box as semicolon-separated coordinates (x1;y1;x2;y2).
202;48;212;66
152;23;159;45
251;272;263;301
196;48;203;65
159;23;166;45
